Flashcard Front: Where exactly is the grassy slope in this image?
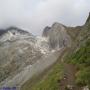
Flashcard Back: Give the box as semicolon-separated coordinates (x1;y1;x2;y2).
68;39;90;88
67;18;90;88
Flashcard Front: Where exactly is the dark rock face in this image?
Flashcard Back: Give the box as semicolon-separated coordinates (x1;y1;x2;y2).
85;12;90;24
7;27;31;35
0;30;7;36
0;27;31;36
42;26;51;37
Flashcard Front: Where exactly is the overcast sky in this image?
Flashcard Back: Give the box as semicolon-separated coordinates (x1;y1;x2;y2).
0;0;90;35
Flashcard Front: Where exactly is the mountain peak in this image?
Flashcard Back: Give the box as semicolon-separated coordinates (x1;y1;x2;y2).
7;26;30;34
52;22;64;28
0;26;31;36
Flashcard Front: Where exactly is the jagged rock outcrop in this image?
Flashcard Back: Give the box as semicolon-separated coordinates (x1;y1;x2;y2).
0;30;7;36
42;26;51;37
85;12;90;24
43;22;71;49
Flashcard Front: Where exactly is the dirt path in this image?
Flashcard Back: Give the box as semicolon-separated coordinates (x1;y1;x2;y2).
58;47;82;90
60;63;82;90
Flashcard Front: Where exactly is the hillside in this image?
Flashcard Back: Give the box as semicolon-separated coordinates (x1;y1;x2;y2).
22;13;90;90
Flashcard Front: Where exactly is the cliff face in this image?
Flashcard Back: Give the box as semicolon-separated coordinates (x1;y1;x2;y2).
43;23;71;49
85;12;90;25
42;26;51;37
42;13;90;50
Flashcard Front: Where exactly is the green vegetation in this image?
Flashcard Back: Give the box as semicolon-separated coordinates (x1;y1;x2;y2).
31;63;63;90
76;67;90;86
69;39;90;88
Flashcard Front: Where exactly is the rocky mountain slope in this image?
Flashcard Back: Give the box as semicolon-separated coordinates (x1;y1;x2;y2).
0;24;71;87
0;13;90;89
26;13;90;90
42;23;71;49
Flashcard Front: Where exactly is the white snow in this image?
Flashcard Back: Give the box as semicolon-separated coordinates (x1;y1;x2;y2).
35;36;49;54
0;30;32;43
0;31;14;42
0;30;51;55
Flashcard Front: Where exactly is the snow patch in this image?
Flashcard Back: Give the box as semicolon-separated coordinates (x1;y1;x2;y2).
35;36;49;54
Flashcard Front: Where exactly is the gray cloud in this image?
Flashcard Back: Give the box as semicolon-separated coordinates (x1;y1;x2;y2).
0;0;90;35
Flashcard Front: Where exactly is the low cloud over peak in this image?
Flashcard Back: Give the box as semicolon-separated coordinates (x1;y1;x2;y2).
0;0;90;35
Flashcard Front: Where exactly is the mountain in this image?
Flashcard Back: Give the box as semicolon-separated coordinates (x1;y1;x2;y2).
42;23;71;49
0;27;31;36
0;13;90;89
